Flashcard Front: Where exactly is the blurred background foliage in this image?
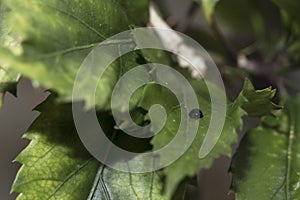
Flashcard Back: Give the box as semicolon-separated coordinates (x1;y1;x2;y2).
155;0;300;100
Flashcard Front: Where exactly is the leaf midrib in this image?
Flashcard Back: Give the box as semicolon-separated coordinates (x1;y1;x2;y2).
285;106;296;200
34;2;106;40
36;38;134;59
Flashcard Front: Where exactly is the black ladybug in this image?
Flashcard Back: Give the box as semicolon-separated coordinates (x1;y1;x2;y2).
189;109;204;119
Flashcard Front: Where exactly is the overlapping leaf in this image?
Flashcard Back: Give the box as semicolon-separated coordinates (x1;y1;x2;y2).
11;96;100;200
139;75;280;196
4;1;287;199
88;160;167;200
0;0;149;109
0;66;19;106
231;96;300;199
12;95;168;200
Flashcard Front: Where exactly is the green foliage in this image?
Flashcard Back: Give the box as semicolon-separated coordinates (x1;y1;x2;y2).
11;76;279;200
0;66;19;106
11;96;100;200
11;96;167;200
88;159;167;200
0;1;19;106
2;0;300;199
238;79;282;117
194;0;220;23
0;0;148;109
140;76;279;196
231;96;300;199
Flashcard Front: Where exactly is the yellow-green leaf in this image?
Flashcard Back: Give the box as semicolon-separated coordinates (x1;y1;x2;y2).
0;0;149;109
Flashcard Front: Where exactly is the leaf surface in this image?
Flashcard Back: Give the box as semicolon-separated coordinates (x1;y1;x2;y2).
88;159;167;200
12;95;167;200
0;1;20;106
0;66;19;106
11;96;100;200
141;75;280;196
231;96;300;200
1;0;149;109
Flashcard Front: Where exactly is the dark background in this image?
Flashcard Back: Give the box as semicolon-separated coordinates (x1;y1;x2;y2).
0;78;49;200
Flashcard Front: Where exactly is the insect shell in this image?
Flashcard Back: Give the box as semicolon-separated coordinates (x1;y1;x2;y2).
189;109;204;119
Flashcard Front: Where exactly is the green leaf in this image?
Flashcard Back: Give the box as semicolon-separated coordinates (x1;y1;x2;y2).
272;0;300;24
0;1;8;44
194;0;220;23
0;0;149;109
231;95;300;200
238;78;282;117
0;65;19;106
88;159;167;200
143;76;280;196
12;95;168;200
0;1;20;106
11;96;100;200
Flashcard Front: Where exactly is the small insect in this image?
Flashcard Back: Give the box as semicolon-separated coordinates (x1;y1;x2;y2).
189;109;204;119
